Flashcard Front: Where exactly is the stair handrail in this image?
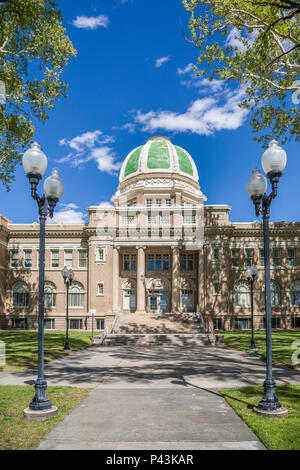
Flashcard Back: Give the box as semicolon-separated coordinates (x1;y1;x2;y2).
208;321;217;345
111;308;121;334
98;326;109;345
194;305;206;333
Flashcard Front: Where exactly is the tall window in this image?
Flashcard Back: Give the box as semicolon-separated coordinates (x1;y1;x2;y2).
287;248;295;266
97;282;104;295
96;319;105;330
235;318;251;330
12;282;29;307
44;319;55;330
156;199;162;207
69;319;83;330
273;248;282;267
24;250;32;268
51;250;59;268
123;254;136;271
165;199;171;207
148;254;169;271
68;282;84;308
160;215;170;225
261;281;280;307
121;216;136;225
163;255;169;271
213;281;220;295
245;249;254;267
234;282;250;307
212;248;221;264
44;282;56;308
64;250;73;268
290;281;300;306
259;249;265;267
79;250;87;268
231;249;240;267
11;250;18;268
181;254;194;271
146;199;152;207
183;214;196;224
147;215;156;225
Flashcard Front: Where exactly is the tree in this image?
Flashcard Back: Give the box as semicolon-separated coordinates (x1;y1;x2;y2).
0;0;76;189
183;0;300;147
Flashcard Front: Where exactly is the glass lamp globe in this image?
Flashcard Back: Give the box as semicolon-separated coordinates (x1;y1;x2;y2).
43;169;64;200
262;140;287;175
61;266;68;280
246;268;252;279
68;269;74;281
246;168;267;197
251;265;258;276
22;142;47;177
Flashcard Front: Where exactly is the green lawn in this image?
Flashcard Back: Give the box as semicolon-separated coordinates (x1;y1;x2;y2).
219;385;300;450
0;385;91;450
0;330;93;372
223;330;300;369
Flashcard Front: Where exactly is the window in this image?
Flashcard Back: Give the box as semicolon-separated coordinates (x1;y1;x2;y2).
290;280;300;306
181;254;194;271
79;250;87;268
181;290;194;310
287;248;295;266
97;282;104;295
44;282;56;308
163;255;169;271
11;318;27;329
96;247;105;262
156;199;162;207
68;282;84;308
231;249;240;267
96;319;105;330
24;250;32;268
148;254;154;271
124;290;136;309
235;318;251;330
147;254;169;271
44;319;55;330
273;248;282;267
183;214;196;224
146;199;152;207
212;248;221;264
51;250;59;268
292;317;300;329
64;250;73;268
259;249;265;267
12;282;29;307
156;255;162;271
213;318;223;330
262;281;280;307
121;216;136;225
165;199;171;207
10;250;18;268
161;215;170;225
123;254;136;271
246;249;254;267
234;282;250;307
213;281;220;295
69;319;83;330
147;215;156;225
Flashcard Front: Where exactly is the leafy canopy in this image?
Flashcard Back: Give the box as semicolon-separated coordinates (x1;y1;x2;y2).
0;0;76;189
183;0;300;147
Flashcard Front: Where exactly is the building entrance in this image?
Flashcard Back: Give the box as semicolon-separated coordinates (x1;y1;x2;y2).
148;290;169;313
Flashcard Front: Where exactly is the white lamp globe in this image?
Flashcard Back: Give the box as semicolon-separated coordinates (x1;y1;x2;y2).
262;140;287;175
22;142;47;177
43;169;64;200
246;268;252;279
246;168;267;197
251;265;258;276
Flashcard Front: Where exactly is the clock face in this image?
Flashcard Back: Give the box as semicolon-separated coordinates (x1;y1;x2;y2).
0;80;6;104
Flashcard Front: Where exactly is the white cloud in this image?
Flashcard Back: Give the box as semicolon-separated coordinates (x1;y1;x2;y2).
72;14;109;30
177;63;224;94
47;205;87;225
177;63;194;75
155;56;170;68
97;201;113;207
225;27;258;50
58;130;121;175
132;87;248;136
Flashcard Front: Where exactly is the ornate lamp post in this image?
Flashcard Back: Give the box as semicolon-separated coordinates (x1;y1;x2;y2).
61;267;74;351
22;142;64;418
246;265;258;351
246;140;288;418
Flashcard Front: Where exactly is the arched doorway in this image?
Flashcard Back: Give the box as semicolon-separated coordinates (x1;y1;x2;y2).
146;278;171;313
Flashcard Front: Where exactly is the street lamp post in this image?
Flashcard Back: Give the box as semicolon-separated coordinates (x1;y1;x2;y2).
61;267;74;351
22;142;64;418
246;140;288;418
246;265;258;351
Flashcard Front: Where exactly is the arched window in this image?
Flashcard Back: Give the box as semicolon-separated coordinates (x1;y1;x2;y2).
44;282;56;308
68;282;84;308
262;281;281;307
234;282;250;307
12;282;29;307
290;281;300;306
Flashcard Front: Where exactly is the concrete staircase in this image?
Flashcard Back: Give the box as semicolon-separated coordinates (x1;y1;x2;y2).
103;333;214;347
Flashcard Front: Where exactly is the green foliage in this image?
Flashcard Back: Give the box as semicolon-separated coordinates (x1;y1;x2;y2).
0;0;76;189
183;0;300;146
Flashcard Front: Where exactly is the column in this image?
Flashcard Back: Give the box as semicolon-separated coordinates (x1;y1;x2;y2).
112;246;120;313
136;246;146;313
198;248;205;313
171;246;180;312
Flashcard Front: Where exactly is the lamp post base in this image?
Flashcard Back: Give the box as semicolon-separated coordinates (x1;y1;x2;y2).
63;342;71;352
24;406;58;421
253;406;288;418
249;343;258;351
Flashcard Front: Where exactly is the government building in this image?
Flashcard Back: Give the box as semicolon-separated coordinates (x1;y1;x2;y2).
0;136;299;332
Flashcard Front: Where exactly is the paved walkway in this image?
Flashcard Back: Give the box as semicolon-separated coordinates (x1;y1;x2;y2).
2;343;299;450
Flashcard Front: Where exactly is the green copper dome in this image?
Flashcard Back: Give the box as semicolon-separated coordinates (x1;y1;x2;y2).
120;136;198;183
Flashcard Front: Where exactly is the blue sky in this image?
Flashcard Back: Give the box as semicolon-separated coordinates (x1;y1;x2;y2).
0;0;299;224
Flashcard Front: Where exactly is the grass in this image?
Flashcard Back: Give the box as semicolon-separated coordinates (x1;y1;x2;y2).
219;385;300;450
0;330;93;372
222;330;300;369
0;385;91;450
